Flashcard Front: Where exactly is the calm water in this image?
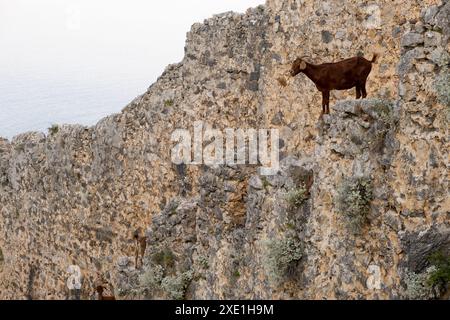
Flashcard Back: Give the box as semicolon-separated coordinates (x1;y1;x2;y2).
0;0;264;140
0;66;153;140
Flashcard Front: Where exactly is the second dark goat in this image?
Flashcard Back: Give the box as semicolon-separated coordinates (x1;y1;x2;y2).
290;54;378;115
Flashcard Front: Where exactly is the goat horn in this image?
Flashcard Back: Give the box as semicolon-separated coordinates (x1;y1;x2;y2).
284;55;310;65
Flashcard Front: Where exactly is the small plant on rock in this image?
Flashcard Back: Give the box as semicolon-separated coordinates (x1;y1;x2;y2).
48;124;59;136
161;270;193;300
151;248;176;270
403;251;450;300
373;100;396;127
261;176;270;190
263;236;304;284
336;177;373;234
427;251;450;289
198;255;209;270
139;253;193;300
139;264;164;290
404;266;438;300
164;99;174;107
286;185;308;209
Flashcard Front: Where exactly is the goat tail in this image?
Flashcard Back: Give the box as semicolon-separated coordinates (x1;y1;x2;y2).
371;53;379;64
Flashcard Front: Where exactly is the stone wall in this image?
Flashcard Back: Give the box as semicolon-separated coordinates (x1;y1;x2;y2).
0;0;448;299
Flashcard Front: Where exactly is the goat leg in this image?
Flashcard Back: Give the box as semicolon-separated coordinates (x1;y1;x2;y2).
135;244;140;269
361;82;368;99
320;92;326;116
356;86;362;99
324;91;330;114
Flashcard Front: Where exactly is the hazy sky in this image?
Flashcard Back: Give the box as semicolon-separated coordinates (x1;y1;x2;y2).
0;0;265;138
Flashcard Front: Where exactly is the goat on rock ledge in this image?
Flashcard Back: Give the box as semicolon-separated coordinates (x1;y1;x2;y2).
289;54;378;115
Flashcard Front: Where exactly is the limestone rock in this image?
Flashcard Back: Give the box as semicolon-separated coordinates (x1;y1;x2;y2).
0;0;448;300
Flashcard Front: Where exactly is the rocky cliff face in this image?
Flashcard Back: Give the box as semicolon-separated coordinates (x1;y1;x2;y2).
0;0;448;300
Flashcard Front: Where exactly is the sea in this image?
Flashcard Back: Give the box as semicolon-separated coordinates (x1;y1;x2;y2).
0;0;265;140
0;64;156;140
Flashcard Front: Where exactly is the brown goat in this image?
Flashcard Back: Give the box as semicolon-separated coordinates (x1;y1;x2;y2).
290;54;378;115
95;285;116;300
133;229;147;269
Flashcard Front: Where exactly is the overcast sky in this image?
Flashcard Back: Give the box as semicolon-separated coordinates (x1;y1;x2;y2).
0;0;265;81
0;0;266;138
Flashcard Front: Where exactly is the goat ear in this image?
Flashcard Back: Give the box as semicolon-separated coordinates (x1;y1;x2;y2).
300;61;307;70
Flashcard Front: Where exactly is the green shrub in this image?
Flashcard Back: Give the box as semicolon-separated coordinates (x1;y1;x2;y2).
198;255;209;270
263;236;304;284
262;176;270;190
118;287;142;299
373;100;396;127
286;186;308;209
336;177;373;234
139;262;193;300
48;124;59;136
139;264;164;290
161;270;193;300
427;251;450;287
403;252;450;299
404;266;438;300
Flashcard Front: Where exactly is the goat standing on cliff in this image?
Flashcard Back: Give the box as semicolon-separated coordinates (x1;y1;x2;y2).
133;229;147;269
289;54;378;115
